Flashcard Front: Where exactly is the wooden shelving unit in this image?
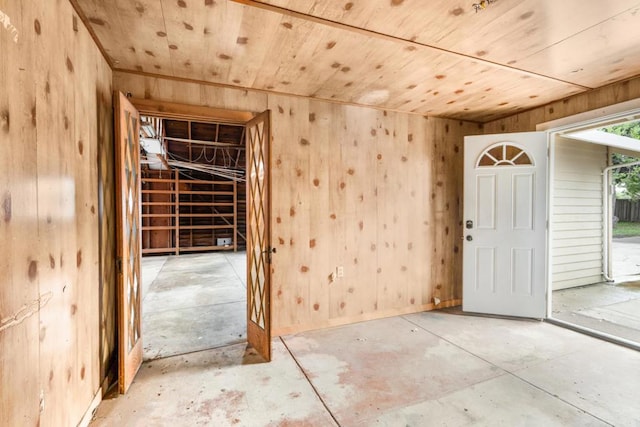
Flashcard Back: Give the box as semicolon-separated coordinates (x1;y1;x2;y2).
141;171;178;255
140;115;246;255
178;178;237;252
141;170;238;255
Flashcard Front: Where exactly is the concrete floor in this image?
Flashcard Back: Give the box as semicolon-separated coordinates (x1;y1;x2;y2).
92;311;640;426
553;281;640;343
553;237;640;344
141;252;247;360
612;236;640;280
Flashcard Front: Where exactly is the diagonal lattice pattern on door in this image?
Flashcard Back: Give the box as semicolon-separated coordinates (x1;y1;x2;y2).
124;110;141;350
246;110;271;361
248;117;267;328
115;92;143;393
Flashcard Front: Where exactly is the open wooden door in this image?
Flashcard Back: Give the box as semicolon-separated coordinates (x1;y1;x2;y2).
114;92;143;393
246;110;272;361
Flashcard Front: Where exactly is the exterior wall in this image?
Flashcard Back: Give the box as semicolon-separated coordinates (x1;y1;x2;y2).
113;71;482;335
0;1;113;426
552;137;606;290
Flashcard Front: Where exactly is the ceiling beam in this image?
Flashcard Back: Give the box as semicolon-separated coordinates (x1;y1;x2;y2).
230;0;592;90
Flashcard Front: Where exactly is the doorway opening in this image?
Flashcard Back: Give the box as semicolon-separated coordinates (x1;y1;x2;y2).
113;94;272;393
546;113;640;347
138;113;248;361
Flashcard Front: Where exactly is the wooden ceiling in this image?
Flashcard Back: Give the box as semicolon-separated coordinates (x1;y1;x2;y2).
74;0;640;122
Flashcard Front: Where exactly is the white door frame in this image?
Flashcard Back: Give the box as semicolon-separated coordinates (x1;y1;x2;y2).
537;98;640;318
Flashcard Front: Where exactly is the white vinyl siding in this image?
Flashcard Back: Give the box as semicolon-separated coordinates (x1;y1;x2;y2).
552;137;606;290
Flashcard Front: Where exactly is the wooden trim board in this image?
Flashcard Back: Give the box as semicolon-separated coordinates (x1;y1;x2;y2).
272;299;462;336
77;388;102;427
130;98;254;124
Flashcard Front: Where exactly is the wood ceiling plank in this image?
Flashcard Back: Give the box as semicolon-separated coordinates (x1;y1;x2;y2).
74;0;136;66
79;0;170;73
160;0;236;81
250;14;329;94
228;3;584;120
259;0;640;74
115;0;173;74
256;23;395;98
515;4;640;88
226;3;284;88
76;0;640;121
232;0;585;87
433;1;640;65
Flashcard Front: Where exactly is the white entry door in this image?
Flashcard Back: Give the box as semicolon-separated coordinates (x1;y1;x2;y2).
463;132;548;318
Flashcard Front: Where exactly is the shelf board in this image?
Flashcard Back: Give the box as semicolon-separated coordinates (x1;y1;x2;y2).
179;213;234;218
142;225;177;231
182;179;235;185
178;245;235;252
178;202;235;207
142;189;176;194
178;225;235;230
142;247;176;254
143;202;178;206
141;178;176;183
179;190;234;196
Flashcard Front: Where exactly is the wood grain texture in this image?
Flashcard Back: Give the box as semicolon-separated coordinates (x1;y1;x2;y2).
483;76;640;133
259;0;640;88
0;0;112;425
74;0;618;122
113;71;480;335
114;92;144;394
97;70;116;393
0;1;40;425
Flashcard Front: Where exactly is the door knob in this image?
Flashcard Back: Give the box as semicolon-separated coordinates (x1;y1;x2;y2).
466;235;473;241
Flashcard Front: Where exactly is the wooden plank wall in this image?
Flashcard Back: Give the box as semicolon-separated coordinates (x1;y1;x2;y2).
0;0;112;425
113;71;480;335
0;1;40;425
483;76;640;134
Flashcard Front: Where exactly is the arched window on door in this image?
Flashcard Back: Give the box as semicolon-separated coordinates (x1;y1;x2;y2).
477;142;534;167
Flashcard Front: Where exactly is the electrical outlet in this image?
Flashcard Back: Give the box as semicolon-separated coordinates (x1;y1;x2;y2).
336;266;344;278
